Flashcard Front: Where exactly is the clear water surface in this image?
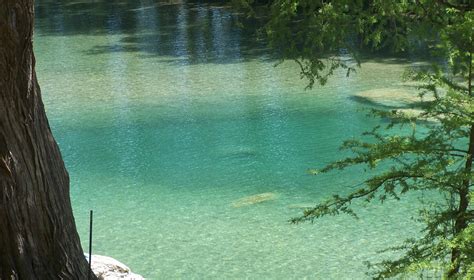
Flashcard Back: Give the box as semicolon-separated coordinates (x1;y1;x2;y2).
34;0;427;278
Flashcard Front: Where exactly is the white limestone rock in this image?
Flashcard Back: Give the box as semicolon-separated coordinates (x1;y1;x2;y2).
232;192;278;208
354;88;433;108
85;254;144;280
287;203;314;210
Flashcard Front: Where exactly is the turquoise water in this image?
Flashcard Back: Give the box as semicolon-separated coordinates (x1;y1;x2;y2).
35;1;425;278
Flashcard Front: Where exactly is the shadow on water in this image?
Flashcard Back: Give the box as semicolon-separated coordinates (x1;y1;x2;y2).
35;0;274;64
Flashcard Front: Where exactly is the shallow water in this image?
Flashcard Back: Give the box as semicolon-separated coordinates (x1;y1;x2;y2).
35;1;426;278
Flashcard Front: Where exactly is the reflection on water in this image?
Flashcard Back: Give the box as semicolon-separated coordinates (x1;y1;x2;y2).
35;0;267;64
34;1;425;279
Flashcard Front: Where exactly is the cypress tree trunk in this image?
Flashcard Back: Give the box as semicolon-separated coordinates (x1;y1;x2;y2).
0;0;94;278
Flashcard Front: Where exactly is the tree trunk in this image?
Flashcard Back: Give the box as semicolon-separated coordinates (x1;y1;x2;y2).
0;1;94;279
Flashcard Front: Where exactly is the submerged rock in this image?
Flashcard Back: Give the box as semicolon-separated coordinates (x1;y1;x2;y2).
353;88;433;108
393;108;438;121
232;192;278;208
217;146;259;158
287;203;315;210
393;108;425;117
306;169;320;175
85;254;144;280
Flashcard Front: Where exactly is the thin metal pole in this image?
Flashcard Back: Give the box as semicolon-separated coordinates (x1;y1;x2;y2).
89;210;93;280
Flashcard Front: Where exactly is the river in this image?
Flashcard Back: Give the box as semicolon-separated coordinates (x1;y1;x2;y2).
35;0;424;278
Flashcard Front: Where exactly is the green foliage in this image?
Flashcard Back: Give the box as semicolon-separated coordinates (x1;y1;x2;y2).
235;0;474;278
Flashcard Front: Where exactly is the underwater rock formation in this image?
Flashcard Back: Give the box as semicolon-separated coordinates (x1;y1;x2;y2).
232;192;278;207
353;88;433;108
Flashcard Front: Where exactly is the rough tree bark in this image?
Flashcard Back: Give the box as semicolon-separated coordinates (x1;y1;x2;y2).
0;0;94;279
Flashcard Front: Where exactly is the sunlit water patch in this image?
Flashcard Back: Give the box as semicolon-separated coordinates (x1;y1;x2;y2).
35;0;429;278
